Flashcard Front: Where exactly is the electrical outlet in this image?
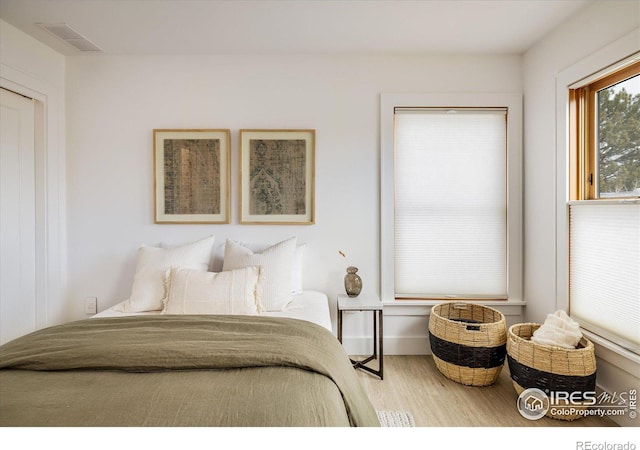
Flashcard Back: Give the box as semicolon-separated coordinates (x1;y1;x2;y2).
84;297;97;315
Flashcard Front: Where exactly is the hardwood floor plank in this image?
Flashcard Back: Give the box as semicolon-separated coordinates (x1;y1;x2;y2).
355;355;618;427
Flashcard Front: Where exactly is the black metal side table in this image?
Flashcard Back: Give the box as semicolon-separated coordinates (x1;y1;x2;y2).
337;293;383;380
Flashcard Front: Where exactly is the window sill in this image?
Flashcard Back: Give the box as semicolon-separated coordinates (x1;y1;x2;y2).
581;329;640;377
382;299;526;307
381;299;526;317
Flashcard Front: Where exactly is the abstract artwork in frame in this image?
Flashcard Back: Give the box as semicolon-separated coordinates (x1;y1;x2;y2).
240;129;315;224
154;129;230;223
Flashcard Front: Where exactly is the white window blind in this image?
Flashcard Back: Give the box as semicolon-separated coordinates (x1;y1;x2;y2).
394;108;507;299
569;201;640;354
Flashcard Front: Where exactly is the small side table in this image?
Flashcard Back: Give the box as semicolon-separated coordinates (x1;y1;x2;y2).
337;293;383;380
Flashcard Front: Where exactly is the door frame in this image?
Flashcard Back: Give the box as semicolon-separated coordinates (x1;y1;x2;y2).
1;63;66;328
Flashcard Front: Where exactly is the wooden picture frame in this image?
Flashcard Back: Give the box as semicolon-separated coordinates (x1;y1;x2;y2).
154;129;230;223
240;129;315;224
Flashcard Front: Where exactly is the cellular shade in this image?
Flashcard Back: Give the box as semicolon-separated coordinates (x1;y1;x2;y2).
569;201;640;353
394;108;507;299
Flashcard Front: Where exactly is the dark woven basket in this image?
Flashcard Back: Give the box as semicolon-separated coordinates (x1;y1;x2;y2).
507;323;597;421
428;302;507;386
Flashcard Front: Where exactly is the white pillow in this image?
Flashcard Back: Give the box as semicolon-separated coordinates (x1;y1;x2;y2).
238;241;306;294
163;266;264;315
291;243;305;294
222;237;297;311
115;235;215;312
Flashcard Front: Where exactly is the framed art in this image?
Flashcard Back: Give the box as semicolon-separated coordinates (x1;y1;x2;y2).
154;129;230;223
239;129;315;224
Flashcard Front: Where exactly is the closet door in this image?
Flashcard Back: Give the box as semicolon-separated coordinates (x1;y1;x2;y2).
0;87;36;345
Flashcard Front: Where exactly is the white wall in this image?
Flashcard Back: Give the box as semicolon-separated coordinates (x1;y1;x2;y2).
0;19;67;327
522;0;639;324
65;53;522;340
0;20;65;88
523;1;639;427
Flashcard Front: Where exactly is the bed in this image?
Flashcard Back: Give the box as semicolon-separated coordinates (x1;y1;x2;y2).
0;236;380;427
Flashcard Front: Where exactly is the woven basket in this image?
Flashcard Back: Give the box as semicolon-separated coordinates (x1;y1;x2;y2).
507;323;597;421
428;302;507;386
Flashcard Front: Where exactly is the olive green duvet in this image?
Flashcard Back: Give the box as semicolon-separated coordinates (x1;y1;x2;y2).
0;315;379;427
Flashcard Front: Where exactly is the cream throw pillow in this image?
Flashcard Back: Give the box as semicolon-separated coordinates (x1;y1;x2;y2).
115;235;215;312
237;241;306;294
222;237;296;311
163;266;264;315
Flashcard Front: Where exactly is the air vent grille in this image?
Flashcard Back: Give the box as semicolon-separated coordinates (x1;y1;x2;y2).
36;23;103;52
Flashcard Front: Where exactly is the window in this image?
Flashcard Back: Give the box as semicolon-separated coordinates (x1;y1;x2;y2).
568;56;640;354
380;93;522;303
570;60;640;200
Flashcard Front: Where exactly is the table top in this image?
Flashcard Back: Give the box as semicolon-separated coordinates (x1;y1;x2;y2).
337;293;383;311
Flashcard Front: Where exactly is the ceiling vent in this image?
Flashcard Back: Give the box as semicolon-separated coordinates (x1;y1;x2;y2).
36;23;103;52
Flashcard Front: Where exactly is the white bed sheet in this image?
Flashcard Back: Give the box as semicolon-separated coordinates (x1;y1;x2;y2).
92;290;333;332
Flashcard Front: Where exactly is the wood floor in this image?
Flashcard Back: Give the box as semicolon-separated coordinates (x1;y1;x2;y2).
355;355;618;427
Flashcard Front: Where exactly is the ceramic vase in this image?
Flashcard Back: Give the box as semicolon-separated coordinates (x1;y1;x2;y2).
344;266;362;297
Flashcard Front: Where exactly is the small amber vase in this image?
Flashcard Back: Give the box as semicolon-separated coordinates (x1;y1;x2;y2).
344;266;362;297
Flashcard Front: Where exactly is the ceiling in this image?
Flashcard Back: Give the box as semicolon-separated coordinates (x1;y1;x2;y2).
0;0;593;56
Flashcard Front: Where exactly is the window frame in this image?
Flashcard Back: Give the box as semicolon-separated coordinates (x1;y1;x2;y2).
566;56;640;356
570;60;640;200
380;93;523;304
555;29;640;368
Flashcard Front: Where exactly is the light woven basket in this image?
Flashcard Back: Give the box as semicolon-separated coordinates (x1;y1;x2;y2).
428;302;507;387
507;323;597;421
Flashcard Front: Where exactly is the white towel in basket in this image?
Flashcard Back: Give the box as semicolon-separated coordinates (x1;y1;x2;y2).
531;310;582;349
